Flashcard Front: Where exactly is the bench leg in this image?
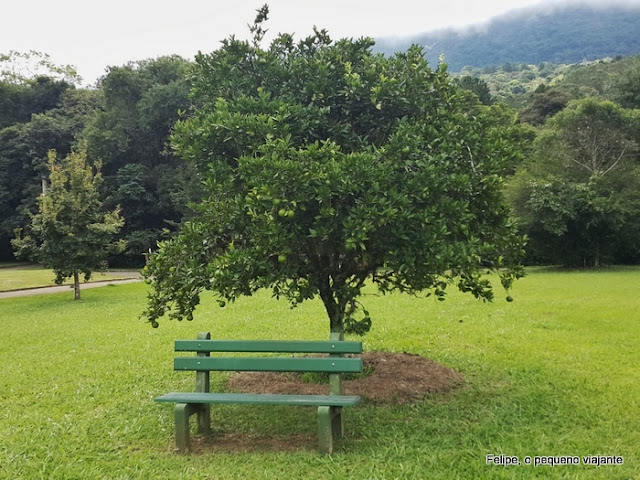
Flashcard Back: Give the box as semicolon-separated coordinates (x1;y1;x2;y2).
318;406;343;454
318;406;333;454
332;406;343;439
175;403;198;453
197;404;211;435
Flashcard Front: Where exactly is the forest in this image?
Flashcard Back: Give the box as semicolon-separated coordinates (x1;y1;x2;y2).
1;47;639;268
375;3;640;71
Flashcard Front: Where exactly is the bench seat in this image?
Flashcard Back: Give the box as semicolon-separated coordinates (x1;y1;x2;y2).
156;392;361;407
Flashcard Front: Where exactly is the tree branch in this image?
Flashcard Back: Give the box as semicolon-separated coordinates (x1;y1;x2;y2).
602;144;628;176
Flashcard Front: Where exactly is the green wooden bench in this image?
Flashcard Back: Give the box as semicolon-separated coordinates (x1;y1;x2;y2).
155;332;363;454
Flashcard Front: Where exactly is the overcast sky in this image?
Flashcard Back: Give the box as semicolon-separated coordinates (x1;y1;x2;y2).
0;0;598;86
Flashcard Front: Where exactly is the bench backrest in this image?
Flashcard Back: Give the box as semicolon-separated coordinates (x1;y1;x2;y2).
174;337;363;374
175;339;362;354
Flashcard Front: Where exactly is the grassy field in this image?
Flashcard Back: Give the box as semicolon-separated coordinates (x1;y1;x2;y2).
0;265;132;292
0;267;638;479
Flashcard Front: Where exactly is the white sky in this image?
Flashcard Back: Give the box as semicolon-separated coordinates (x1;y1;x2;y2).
0;0;589;86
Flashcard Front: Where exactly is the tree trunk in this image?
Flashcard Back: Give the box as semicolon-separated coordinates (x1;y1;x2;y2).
318;274;345;338
73;271;81;300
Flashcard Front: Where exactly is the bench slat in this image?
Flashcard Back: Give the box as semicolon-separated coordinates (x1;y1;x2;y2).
174;356;362;373
175;339;362;354
155;392;361;407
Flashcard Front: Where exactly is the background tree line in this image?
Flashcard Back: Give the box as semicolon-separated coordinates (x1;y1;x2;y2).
0;54;201;265
458;54;640;266
1;48;639;268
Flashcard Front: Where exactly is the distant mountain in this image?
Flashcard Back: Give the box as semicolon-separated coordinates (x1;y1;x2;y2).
374;2;640;71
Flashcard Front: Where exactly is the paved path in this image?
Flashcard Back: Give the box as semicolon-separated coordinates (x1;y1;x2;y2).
0;271;143;299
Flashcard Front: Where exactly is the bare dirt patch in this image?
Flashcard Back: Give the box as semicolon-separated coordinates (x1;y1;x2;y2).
229;352;465;405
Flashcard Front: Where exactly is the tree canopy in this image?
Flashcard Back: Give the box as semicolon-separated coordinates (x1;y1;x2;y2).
143;8;526;335
83;56;199;264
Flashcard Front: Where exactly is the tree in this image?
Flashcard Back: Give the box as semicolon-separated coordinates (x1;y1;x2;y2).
544;99;638;177
455;76;493;105
519;88;570;126
12;150;124;299
506;99;640;266
143;7;526;336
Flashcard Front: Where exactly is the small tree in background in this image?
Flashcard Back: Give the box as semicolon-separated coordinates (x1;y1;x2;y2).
12;150;124;299
143;6;527;337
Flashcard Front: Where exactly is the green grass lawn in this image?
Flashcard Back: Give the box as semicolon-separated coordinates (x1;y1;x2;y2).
0;267;638;479
0;265;132;292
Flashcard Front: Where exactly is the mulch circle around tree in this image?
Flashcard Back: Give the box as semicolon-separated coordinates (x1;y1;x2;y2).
229;352;465;405
184;353;465;453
